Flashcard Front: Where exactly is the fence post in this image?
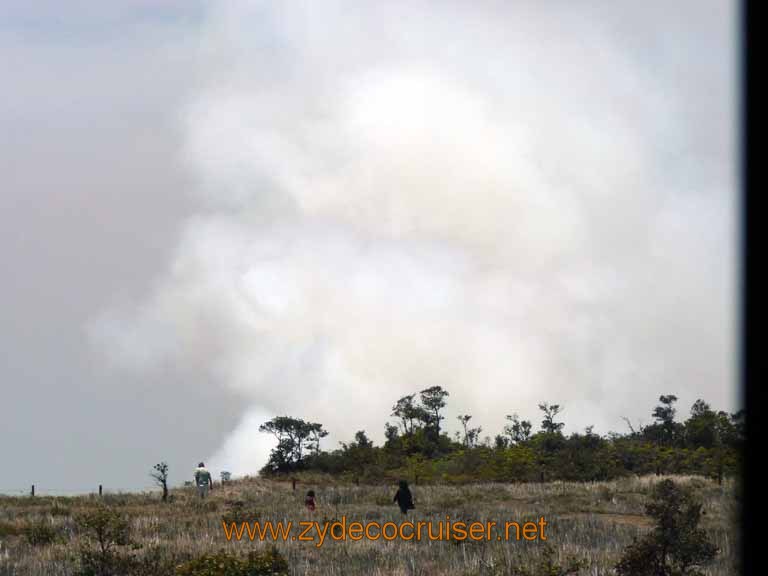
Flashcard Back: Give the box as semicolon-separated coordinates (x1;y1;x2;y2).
31;484;35;497
292;478;297;491
99;484;103;497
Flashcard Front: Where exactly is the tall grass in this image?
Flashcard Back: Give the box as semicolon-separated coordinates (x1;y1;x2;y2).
0;475;739;575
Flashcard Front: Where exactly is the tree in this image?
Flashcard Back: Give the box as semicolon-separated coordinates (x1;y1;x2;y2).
652;394;680;447
457;414;482;448
538;403;565;434
504;413;532;444
420;386;449;436
384;422;400;449
307;422;329;455
391;394;428;436
729;409;745;445
353;430;373;449
684;400;718;448
259;416;327;473
150;462;169;502
615;479;717;576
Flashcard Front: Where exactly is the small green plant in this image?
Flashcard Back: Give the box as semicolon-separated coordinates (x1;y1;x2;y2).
75;506;131;552
615;479;717;576
174;547;289;576
73;505;132;576
24;520;61;546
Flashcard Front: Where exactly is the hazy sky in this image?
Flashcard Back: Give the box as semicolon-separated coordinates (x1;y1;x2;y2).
1;1;739;494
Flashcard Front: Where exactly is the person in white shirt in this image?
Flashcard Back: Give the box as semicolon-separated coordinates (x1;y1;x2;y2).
194;462;213;499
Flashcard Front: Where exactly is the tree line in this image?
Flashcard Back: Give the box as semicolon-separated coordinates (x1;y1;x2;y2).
258;388;744;484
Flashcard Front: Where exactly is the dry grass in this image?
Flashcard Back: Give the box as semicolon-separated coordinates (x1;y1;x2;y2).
0;475;740;575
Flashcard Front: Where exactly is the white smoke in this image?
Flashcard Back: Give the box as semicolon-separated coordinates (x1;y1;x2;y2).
91;0;735;475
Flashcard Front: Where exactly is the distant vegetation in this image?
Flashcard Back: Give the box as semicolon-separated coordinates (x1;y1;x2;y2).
258;389;744;485
0;475;737;575
0;390;741;574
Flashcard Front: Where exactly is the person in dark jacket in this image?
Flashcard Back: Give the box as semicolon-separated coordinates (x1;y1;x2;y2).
305;490;316;513
393;480;415;515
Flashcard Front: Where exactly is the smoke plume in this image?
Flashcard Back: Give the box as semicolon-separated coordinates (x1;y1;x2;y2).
91;0;736;475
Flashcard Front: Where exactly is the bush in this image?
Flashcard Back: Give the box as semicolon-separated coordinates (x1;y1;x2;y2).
615;479;717;576
75;548;135;576
175;547;289;576
24;520;61;546
75;506;131;551
73;543;190;576
73;505;133;576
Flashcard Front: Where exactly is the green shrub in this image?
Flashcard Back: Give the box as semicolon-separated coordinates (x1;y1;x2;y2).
175;547;289;576
72;544;190;576
24;520;61;546
615;479;717;576
75;505;131;551
73;505;133;576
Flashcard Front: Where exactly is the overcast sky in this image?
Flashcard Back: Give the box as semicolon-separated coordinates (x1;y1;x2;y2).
1;1;739;494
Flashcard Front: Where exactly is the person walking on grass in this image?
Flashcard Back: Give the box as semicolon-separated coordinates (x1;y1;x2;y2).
393;479;415;515
305;490;316;513
194;462;213;499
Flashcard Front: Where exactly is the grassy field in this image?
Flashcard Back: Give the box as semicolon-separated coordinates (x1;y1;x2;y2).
0;475;740;575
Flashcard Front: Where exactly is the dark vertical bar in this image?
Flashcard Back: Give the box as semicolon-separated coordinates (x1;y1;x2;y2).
31;484;35;497
741;2;754;574
99;485;103;497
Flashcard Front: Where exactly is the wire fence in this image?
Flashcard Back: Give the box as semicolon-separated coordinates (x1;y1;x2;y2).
0;485;162;497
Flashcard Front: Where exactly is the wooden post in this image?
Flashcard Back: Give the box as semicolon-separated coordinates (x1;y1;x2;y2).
292;478;297;491
99;485;103;497
31;484;35;497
